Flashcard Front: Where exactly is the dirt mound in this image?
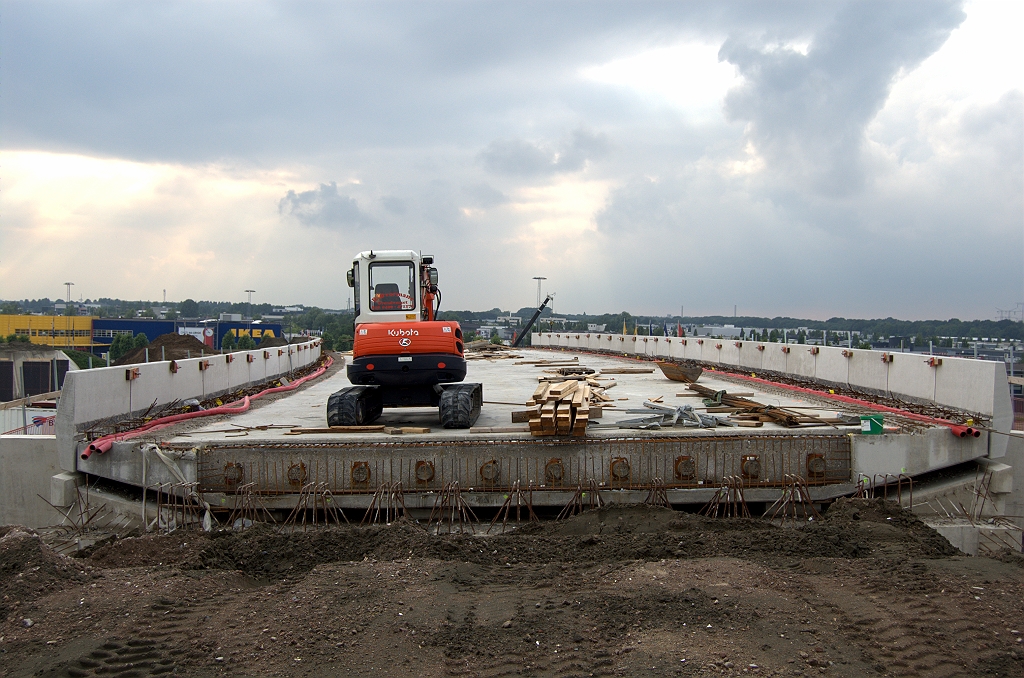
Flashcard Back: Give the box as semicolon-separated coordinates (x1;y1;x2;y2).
85;532;204;569
257;335;289;348
183;510;872;578
0;526;89;619
114;332;217;365
823;497;958;558
81;502;960;579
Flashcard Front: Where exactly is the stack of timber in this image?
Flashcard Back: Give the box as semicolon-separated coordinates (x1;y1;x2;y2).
464;341;524;360
522;380;594;437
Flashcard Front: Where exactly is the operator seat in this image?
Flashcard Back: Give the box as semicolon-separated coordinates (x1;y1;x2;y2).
372;283;405;311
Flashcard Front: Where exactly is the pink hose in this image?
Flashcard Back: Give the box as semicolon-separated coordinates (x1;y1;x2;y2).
81;354;333;460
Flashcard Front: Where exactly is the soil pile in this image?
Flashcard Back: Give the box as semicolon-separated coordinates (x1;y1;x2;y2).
256;335;289;348
0;526;88;620
114;332;217;366
2;503;1021;678
76;502;955;579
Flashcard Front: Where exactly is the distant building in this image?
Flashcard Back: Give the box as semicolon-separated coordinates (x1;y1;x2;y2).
0;344;78;403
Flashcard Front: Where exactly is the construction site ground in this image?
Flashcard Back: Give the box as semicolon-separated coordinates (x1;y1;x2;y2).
3;500;1024;678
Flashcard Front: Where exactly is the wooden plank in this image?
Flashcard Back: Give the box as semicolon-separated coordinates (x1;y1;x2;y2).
597;367;656;374
1009;375;1024;386
400;426;431;434
383;426;404;435
548;380;578;398
511;407;540;423
540;401;556;432
555;401;572;435
571;386;585;408
734;420;763;427
287;425;386;434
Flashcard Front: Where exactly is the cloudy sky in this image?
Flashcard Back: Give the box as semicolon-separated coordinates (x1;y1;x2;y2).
1;0;1021;319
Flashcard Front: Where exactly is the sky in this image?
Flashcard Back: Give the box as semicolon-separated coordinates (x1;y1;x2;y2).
0;0;1021;320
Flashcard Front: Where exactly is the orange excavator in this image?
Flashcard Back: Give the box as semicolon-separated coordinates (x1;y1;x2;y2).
327;250;482;427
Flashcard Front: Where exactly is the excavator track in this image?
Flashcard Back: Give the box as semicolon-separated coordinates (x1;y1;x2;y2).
438;383;483;429
326;386;384;426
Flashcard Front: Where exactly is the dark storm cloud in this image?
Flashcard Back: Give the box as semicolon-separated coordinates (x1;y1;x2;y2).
719;1;966;195
2;0;1018;318
0;1;827;163
278;183;374;229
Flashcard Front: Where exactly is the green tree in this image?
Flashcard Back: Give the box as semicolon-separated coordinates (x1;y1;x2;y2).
110;334;133;360
490;332;503;345
1;301;22;314
797;330;806;344
336;334;353;351
179;299;199;318
237;335;256;350
133;333;149;349
221;332;237;351
769;329;780;343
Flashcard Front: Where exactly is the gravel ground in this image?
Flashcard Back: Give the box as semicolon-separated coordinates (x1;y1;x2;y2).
2;500;1023;678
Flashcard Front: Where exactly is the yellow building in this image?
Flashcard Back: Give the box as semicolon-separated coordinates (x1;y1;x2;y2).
0;315;96;350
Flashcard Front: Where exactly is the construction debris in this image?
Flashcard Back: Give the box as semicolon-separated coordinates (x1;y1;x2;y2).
464;341;524;360
684;384;857;428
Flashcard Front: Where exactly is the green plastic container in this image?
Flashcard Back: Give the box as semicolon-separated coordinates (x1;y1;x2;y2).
860;414;884;435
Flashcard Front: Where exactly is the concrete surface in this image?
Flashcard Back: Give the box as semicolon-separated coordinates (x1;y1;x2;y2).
0;435;62;528
152;348;864;446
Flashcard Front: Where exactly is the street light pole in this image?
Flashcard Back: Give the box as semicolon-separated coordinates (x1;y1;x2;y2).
64;282;74;349
532;277;546;307
245;289;255;343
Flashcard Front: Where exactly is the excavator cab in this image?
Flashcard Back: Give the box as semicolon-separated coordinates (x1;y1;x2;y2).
328;250;482;428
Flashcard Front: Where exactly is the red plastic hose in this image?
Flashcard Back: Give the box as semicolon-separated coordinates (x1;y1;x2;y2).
81;355;332;460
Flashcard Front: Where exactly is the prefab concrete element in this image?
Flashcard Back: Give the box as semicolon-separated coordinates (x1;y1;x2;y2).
55;339;322;472
851;427;989;479
925;519;1023;556
174;432;851;498
532;333;1013;457
0;435;61;528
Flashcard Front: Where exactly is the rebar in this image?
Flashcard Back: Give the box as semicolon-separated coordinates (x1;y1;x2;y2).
765;474;821;524
556;479;604;520
699;475;751;518
643;477;671;508
285;482;352;530
360;482;407;526
225;482;277;531
488;481;538;533
427;482;479;534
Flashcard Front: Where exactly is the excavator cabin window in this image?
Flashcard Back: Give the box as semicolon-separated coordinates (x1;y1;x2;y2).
369;262;416;312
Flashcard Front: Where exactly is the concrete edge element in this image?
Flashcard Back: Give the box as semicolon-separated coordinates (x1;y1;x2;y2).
56;340;322;472
531;333;1011;459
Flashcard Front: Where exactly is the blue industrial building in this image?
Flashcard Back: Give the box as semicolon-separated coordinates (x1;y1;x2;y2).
90;319;284;353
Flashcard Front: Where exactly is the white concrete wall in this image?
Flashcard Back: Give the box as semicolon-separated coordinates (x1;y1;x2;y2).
55;340;322;472
0;435;61;528
532;331;1012;451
